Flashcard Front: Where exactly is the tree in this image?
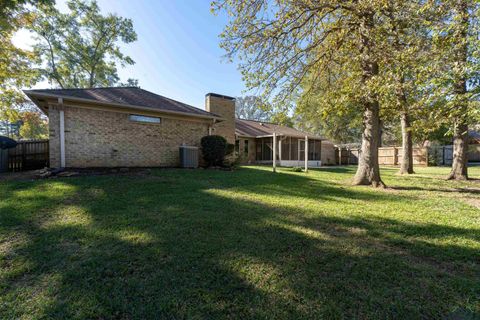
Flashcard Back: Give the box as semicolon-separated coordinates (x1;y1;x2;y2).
213;1;416;186
0;102;48;139
235;96;272;121
378;1;431;175
0;0;53;28
31;0;137;88
119;78;140;88
297;112;363;145
0;34;39;122
0;2;45;124
296;82;363;144
431;0;480;180
18;110;48;139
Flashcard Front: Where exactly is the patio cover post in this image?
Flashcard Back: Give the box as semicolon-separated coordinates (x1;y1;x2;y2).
273;131;277;173
278;137;282;165
304;135;308;172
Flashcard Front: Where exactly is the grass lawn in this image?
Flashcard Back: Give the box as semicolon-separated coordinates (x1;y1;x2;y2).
1;166;479;319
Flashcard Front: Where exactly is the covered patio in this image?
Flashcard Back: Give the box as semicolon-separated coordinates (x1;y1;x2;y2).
235;119;323;169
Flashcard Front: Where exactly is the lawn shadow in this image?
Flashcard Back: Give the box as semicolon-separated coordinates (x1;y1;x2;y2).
391;185;480;195
0;167;478;319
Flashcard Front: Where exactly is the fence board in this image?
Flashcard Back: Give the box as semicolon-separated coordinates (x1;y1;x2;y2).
8;140;49;172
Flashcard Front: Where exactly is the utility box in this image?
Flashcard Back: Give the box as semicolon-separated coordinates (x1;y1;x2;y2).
179;145;199;168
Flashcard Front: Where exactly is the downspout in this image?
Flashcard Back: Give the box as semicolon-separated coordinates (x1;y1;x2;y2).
209;119;216;135
58;97;66;168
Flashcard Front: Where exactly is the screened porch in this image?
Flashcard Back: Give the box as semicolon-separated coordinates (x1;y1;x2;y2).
255;136;322;166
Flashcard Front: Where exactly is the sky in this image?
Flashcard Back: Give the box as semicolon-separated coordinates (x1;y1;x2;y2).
13;0;246;110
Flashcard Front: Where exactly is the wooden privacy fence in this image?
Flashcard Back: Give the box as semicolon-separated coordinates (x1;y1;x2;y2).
335;144;480;166
336;146;428;166
336;148;360;165
8;140;49;171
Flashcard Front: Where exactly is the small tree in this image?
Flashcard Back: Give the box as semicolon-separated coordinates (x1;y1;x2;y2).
201;135;228;167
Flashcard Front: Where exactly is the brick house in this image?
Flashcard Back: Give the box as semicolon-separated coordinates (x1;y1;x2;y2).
25;87;335;168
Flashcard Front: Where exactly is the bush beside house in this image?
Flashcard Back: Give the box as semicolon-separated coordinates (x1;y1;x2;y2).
201;135;228;167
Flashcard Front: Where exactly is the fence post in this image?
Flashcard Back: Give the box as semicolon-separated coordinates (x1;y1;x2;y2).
338;147;342;165
442;146;445;165
393;147;398;165
21;142;26;171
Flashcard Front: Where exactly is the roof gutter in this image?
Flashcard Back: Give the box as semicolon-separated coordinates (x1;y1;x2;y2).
23;90;225;121
238;133;323;140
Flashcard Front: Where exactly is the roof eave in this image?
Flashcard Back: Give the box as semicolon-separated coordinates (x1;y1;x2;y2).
23;90;224;121
236;133;323;140
236;133;258;138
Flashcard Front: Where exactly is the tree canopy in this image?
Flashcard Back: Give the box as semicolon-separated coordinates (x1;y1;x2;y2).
235;96;272;122
1;0;138;142
214;0;480;183
31;0;137;88
0;1;43;122
213;0;419;186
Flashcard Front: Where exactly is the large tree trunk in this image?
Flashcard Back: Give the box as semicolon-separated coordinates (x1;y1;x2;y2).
378;120;383;148
399;111;414;174
447;0;469;180
447;122;468;180
353;99;385;187
353;13;384;188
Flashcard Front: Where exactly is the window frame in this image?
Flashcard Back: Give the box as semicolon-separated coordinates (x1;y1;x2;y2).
128;114;161;124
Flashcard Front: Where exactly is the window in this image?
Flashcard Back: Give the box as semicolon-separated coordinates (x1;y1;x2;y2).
244;140;249;156
129;114;161;124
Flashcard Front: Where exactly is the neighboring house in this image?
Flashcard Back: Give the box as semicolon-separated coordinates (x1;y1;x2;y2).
25;87;334;168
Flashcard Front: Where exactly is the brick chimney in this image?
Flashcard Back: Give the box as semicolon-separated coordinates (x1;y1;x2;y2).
205;93;236;144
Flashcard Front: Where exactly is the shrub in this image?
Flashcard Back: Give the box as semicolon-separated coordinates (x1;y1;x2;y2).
201;135;228;166
226;143;235;156
291;166;303;172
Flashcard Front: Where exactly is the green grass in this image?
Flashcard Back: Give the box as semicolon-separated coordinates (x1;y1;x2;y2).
1;166;479;319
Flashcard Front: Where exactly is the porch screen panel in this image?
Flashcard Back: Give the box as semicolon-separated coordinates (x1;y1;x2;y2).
290;138;298;160
256;139;263;160
299;140;305;161
307;139;322;160
281;139;290;160
262;137;273;160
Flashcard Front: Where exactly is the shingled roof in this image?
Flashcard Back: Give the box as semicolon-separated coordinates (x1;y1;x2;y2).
235;119;323;139
24;87;220;119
